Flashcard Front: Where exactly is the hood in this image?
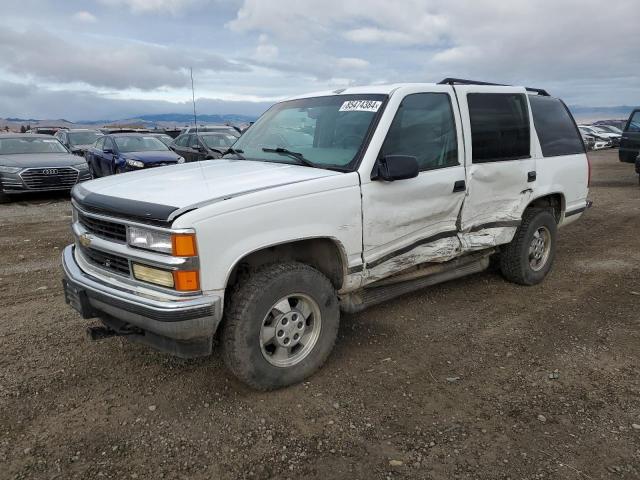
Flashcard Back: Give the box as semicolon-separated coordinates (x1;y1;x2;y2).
0;152;83;168
122;150;181;163
73;160;340;224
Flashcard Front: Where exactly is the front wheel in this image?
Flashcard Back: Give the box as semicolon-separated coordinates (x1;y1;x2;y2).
221;262;340;390
499;209;557;286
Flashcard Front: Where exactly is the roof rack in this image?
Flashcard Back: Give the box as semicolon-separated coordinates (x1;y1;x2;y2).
438;78;550;96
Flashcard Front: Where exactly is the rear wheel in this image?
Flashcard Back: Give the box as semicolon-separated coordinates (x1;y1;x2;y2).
499;209;557;285
221;262;340;390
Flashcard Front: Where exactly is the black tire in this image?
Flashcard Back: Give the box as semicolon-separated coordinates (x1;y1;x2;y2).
221;262;340;390
0;190;10;204
499;209;557;286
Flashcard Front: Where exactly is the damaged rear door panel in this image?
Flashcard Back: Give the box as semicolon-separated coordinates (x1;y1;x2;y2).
454;86;537;244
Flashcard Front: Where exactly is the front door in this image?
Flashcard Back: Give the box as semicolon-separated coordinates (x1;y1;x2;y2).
360;86;467;283
453;86;536;234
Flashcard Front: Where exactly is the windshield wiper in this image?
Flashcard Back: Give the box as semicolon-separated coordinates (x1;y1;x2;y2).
222;147;245;159
261;147;319;169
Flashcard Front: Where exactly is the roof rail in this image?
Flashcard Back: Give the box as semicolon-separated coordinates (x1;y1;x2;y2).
438;78;550;96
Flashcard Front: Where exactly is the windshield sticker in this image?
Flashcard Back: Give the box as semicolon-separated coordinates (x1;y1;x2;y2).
339;100;382;113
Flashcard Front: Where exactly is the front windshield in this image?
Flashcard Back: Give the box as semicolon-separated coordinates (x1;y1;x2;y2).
0;137;68;155
230;94;387;170
68;131;102;146
201;133;237;149
114;136;168;153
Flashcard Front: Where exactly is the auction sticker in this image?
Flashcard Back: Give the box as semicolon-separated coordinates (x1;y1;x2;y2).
339;100;382;112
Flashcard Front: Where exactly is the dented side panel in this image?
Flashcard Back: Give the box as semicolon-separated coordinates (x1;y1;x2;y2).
359;85;468;285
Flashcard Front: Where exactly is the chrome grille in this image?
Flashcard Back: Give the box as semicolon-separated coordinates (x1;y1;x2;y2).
79;245;130;276
20;167;79;190
78;212;127;242
0;175;24;190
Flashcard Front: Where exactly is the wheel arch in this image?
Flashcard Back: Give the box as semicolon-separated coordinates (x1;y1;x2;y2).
225;237;348;293
525;192;565;223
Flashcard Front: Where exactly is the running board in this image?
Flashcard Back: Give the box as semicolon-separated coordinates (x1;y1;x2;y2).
340;256;490;313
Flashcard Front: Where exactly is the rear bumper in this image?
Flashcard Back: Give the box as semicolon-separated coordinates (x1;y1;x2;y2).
62;245;222;357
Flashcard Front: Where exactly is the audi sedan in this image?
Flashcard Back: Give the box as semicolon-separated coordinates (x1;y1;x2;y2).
0;134;91;203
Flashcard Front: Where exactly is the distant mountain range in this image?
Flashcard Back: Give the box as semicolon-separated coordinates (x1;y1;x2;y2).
76;113;258;126
0;113;258;130
1;105;637;130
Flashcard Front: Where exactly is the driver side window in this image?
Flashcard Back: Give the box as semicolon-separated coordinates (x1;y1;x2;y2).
380;93;459;172
102;137;114;152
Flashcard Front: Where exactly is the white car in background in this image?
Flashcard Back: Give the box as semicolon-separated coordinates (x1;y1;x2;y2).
579;125;619;147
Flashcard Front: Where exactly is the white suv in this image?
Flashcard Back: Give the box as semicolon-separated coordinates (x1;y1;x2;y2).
62;79;590;389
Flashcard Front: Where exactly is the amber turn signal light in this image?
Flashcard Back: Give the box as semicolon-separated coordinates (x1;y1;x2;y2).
173;270;200;291
171;233;197;257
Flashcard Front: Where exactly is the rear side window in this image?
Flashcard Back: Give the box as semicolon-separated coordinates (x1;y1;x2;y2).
380;93;458;171
627;111;640;132
529;95;585;157
468;93;530;163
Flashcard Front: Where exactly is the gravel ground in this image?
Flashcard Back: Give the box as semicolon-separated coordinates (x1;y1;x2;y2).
1;149;639;479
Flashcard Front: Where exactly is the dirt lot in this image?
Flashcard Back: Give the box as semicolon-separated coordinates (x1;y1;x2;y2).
1;149;639;480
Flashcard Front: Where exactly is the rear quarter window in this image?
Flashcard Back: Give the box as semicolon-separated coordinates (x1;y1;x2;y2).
529;95;585;157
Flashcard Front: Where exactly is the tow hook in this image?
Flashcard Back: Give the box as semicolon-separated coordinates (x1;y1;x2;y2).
86;325;142;341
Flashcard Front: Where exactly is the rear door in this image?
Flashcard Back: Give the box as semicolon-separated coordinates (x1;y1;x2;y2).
620;109;640;163
454;86;536;234
360;85;467;282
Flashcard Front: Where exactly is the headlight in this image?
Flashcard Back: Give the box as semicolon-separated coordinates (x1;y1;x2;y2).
126;159;145;169
127;226;172;254
176;156;185;164
0;166;21;174
127;227;198;257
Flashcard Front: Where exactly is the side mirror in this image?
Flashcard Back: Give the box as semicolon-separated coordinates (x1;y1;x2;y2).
372;155;419;181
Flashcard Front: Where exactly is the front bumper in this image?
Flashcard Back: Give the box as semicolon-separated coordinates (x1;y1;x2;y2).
62;245;222;358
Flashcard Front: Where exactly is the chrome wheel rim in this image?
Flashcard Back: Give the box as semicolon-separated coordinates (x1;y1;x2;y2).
259;293;322;368
529;226;551;272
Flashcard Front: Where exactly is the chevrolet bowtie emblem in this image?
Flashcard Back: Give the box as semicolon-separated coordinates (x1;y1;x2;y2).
79;233;92;248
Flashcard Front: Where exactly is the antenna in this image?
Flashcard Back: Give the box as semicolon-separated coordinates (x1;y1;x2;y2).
190;67;198;134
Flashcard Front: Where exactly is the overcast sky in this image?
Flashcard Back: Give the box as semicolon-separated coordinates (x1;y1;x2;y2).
0;0;638;121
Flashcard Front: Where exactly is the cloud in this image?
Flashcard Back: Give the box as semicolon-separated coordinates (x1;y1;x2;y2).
72;11;97;23
97;0;204;14
0;27;249;91
336;57;369;70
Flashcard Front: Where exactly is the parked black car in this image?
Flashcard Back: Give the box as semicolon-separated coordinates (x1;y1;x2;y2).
0;134;91;202
55;129;103;156
85;133;185;178
170;131;238;162
619;109;640;163
635;154;640;185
